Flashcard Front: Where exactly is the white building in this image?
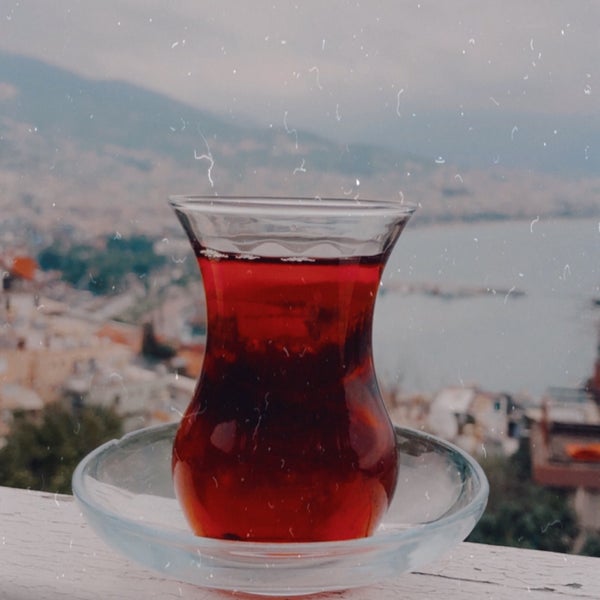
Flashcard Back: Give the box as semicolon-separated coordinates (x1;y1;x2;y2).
427;386;520;456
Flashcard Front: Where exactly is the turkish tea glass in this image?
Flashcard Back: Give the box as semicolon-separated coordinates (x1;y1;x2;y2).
169;196;415;543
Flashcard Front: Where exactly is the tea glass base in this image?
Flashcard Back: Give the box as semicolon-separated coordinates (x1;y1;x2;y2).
72;422;488;597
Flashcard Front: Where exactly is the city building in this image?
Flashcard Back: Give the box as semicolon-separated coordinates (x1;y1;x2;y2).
529;387;600;548
427;386;522;456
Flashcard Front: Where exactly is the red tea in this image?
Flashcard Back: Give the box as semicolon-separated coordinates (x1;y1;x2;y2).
172;251;398;542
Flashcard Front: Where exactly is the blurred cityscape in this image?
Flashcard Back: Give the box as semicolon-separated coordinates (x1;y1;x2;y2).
1;235;599;552
1;49;599;556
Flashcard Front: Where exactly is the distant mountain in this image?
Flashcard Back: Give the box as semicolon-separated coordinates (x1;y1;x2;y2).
0;50;241;158
359;106;600;177
0;50;421;178
0;50;597;240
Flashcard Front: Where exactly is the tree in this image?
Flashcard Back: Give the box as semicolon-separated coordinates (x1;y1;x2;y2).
141;321;177;361
580;534;600;557
467;440;579;553
0;403;122;494
37;234;166;295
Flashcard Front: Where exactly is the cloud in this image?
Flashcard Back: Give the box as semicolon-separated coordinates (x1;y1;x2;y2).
1;0;598;145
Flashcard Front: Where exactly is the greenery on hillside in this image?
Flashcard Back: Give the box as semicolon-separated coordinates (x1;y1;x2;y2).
38;234;166;295
0;403;122;494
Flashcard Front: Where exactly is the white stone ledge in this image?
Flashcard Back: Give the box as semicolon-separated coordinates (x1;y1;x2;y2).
0;485;598;599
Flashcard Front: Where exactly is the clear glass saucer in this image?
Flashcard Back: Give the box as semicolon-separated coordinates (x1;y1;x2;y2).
72;423;488;596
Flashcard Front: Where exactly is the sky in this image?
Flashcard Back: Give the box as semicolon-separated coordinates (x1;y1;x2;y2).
1;1;599;165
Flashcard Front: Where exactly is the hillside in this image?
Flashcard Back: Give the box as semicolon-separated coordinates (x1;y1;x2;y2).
0;50;598;246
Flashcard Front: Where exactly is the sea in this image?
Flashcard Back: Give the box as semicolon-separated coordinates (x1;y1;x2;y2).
373;217;600;401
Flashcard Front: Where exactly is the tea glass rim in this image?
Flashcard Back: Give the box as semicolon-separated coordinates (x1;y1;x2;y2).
168;194;417;218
